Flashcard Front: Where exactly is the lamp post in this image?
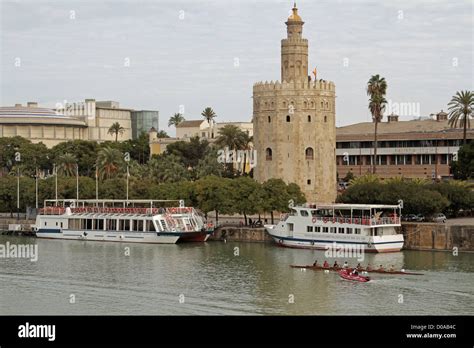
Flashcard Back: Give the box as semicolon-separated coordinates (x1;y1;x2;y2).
35;167;39;209
14;150;21;221
53;164;58;206
124;152;130;202
76;163;79;201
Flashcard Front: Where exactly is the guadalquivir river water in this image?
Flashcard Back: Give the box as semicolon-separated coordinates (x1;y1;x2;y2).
0;235;473;315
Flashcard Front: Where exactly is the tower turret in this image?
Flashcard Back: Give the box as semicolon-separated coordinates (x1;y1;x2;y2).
281;3;308;82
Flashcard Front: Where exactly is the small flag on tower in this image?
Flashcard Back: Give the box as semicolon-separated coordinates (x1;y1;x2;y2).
312;67;317;81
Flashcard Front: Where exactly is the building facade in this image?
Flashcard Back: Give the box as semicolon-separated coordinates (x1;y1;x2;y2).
252;4;337;203
336;112;473;180
131;110;159;139
0;99;154;147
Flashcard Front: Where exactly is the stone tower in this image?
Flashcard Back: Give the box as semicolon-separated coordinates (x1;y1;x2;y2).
252;3;337;203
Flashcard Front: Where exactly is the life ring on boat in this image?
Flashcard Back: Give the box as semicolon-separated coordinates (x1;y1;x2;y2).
323;217;328;223
119;234;124;239
332;218;336;223
312;217;317;223
278;239;284;244
367;241;373;248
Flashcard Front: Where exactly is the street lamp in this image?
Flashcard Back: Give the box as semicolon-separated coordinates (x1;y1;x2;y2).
14;149;21;221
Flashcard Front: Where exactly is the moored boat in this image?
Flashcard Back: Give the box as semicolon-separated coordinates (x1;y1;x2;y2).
34;199;214;244
265;202;404;253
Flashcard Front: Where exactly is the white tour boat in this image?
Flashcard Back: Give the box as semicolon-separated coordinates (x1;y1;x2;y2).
265;202;404;253
34;199;214;244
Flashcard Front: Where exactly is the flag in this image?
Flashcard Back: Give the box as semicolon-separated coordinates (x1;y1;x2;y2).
312;67;317;80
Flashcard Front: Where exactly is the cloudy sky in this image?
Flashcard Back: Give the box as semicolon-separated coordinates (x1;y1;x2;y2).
1;0;472;134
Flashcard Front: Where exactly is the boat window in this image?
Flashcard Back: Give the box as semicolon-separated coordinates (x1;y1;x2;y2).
149;220;157;232
338;227;344;234
311;210;318;217
347;228;353;234
85;219;93;230
124;219;130;231
300;210;309;217
287;223;294;232
137;220;143;232
60;222;63;228
355;228;361;235
306;226;313;232
107;219;117;231
322;227;328;233
118;219;124;231
315;226;321;233
96;219;104;230
330;227;336;233
44;221;47;226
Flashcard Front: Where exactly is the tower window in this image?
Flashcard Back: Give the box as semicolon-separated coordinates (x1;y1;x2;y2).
305;147;314;160
324;116;327;123
286;115;291;122
326;101;329;109
265;148;273;161
268;116;271;123
307;115;311;122
307;179;311;185
321;101;324;109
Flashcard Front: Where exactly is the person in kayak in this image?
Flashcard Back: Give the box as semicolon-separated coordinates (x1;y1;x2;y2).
323;260;330;268
356;263;362;270
378;264;385;271
313;260;319;267
351;268;359;276
343;261;349;269
333;261;339;269
366;263;373;271
389;265;395;272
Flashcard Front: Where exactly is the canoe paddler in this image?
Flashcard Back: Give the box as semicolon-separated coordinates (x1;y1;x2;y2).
323;260;329;268
366;263;373;271
389;265;395;272
356;263;362;270
333;261;339;269
343;261;349;269
313;260;319;267
377;264;385;271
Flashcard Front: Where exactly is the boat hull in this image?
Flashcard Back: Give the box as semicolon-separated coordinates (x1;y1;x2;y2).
178;230;213;242
36;229;179;244
266;227;404;253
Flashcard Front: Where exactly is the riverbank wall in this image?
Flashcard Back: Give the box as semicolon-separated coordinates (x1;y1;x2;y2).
401;223;473;252
0;218;35;236
209;226;272;243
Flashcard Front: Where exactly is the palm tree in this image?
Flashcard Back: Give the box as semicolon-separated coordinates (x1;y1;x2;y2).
448;90;473;145
157;130;170;138
366;74;388;174
241;132;253;175
108;122;125;142
215;125;247;174
56;153;77;176
96;147;124;179
168;113;185;128
201;107;217;138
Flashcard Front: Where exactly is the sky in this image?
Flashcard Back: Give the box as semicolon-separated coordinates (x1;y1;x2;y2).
1;0;472;135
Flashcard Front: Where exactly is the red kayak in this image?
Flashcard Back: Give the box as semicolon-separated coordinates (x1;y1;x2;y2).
338;269;370;282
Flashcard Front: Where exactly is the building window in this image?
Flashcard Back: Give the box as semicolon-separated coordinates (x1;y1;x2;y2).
305;147;314;159
307;179;311;185
286;115;291;122
307;226;313;232
308;115;311;122
300;210;309;217
265;148;272;161
324;116;327;123
201;132;206;137
441;155;447;164
321;101;324;108
405;155;412;165
268;116;271;123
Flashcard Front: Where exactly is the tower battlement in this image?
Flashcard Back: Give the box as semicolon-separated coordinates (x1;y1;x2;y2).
253;80;335;92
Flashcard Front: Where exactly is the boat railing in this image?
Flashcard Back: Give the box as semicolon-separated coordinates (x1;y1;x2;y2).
310;216;400;226
39;207;164;215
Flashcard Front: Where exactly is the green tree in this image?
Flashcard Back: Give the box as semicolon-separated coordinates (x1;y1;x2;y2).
56;153;77;176
165;136;210;168
428;181;474;217
215;125;247;174
121;132;150;164
451;141;474;179
0;136;50;175
366;74;388;174
201;107;217;138
231;177;262;225
108;122;125;142
96;147;124;179
448;90;473;145
0;176;35;216
262;178;291;224
342;171;355;182
147;154;190;183
194;176;234;225
157;130;170;138
50;140;99;177
195;149;225;179
168;113;185;128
